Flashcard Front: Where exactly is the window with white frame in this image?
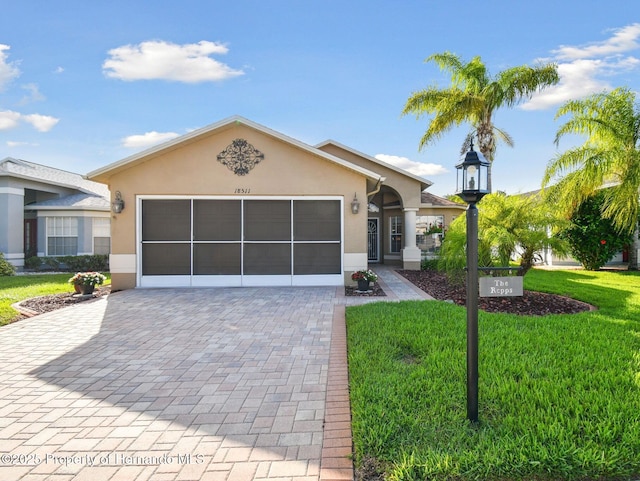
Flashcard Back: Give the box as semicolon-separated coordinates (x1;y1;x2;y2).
93;217;111;255
47;217;78;256
390;216;403;253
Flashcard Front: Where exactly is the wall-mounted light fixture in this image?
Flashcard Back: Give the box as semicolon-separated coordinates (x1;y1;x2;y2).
350;193;360;214
112;191;125;214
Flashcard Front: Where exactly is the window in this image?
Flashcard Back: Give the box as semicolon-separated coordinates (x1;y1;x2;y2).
416;215;444;254
47;217;78;256
390;216;403;253
93;218;111;255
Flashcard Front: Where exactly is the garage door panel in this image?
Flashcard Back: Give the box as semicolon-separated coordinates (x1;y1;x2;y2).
294;243;341;274
243;243;291;275
142;243;191;275
142;200;190;241
194;200;241;241
193;243;241;275
294;200;340;241
244;200;291;241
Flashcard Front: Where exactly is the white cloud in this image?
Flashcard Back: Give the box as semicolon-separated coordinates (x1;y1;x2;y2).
0;110;59;132
0;44;20;91
551;23;640;60
375;154;448;177
54;66;64;74
522;23;640;110
122;131;181;148
103;40;244;83
0;110;21;130
6;141;29;147
20;83;45;104
23;113;59;132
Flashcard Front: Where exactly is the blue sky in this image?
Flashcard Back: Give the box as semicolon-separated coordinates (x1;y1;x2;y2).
1;1;639;197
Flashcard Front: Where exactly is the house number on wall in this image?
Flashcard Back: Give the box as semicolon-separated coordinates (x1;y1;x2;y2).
234;188;251;194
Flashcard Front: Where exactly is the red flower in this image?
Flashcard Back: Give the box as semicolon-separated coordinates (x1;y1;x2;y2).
600;239;606;245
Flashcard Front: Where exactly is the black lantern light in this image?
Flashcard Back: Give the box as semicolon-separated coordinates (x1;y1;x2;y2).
455;140;491;204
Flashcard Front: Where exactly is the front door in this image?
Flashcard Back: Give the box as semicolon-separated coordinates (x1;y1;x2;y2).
367;218;379;262
24;219;37;259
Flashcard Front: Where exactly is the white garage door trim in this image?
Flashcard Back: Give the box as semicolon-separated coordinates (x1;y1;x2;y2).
136;195;344;288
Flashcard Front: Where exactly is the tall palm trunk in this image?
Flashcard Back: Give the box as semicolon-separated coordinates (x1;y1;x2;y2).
476;121;495;192
630;225;640;270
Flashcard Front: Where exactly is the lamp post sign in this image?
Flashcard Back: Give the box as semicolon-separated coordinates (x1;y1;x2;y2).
479;276;523;297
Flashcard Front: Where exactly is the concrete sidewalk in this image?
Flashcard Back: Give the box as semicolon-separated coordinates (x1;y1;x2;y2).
0;267;431;481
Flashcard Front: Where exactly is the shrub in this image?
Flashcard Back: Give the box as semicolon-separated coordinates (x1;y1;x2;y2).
421;258;439;271
0;253;16;276
61;255;109;272
24;256;43;270
42;257;60;270
560;192;634;270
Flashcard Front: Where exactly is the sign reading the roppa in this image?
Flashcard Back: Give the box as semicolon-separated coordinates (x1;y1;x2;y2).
479;276;523;297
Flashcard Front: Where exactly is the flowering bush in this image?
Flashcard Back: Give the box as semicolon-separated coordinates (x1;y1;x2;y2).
351;269;378;282
68;271;107;286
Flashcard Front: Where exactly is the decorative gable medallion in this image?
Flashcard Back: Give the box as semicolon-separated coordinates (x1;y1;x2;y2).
217;139;265;176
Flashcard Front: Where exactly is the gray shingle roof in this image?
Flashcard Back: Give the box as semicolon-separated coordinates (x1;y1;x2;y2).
421;191;465;208
27;193;110;210
0;157;109;198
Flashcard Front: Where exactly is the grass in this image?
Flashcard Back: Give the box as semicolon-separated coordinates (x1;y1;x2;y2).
0;273;111;326
347;268;640;480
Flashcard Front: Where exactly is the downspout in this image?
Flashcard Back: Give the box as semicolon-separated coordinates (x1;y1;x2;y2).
367;176;385;200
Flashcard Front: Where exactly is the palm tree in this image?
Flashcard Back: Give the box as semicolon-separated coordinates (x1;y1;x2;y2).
403;51;559;190
542;87;640;269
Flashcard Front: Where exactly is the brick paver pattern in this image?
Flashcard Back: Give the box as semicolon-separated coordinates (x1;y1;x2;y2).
0;267;431;481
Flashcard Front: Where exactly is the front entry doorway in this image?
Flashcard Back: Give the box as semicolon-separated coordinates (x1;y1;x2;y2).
368;218;379;262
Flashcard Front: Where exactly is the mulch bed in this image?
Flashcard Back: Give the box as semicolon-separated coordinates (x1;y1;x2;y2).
345;282;386;297
12;285;111;320
12;269;593;321
397;269;594;316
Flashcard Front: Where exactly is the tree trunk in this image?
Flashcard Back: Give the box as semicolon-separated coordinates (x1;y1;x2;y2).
629;225;639;270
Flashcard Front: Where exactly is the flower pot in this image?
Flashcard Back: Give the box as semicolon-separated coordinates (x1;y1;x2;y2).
357;279;370;291
79;284;95;295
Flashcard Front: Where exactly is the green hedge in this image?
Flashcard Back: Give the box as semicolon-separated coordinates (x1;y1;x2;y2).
24;255;109;272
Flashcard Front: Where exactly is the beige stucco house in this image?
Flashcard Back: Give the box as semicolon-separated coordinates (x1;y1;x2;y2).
87;116;464;290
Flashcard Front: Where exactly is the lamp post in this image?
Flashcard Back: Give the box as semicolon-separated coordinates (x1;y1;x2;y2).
455;140;491;423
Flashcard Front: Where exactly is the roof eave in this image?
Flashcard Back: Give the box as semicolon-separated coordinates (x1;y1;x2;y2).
315;139;433;190
87;115;384;183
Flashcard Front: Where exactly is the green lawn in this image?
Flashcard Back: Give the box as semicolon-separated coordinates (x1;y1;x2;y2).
347;268;640;480
0;273;111;326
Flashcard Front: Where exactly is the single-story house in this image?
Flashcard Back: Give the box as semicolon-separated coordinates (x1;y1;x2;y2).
87;116;465;290
0;157;111;268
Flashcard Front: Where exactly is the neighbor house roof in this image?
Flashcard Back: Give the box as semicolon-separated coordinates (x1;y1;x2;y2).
26;193;110;211
0;157;109;198
421;191;466;209
87;116;386;184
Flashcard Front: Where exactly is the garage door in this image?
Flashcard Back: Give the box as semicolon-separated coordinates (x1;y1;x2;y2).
138;197;343;287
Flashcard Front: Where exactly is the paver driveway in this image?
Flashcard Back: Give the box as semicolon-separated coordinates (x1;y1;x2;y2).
0;268;431;481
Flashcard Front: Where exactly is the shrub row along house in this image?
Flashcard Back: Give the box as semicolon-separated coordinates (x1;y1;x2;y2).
2;116;465;289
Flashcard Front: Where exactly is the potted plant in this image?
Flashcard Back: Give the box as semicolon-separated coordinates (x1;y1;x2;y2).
351;269;378;291
68;271;106;295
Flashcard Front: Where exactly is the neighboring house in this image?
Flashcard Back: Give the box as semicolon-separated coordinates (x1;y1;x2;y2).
0;157;111;269
87;116;465;290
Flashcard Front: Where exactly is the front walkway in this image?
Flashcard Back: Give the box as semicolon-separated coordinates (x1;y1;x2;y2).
0;267;431;481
